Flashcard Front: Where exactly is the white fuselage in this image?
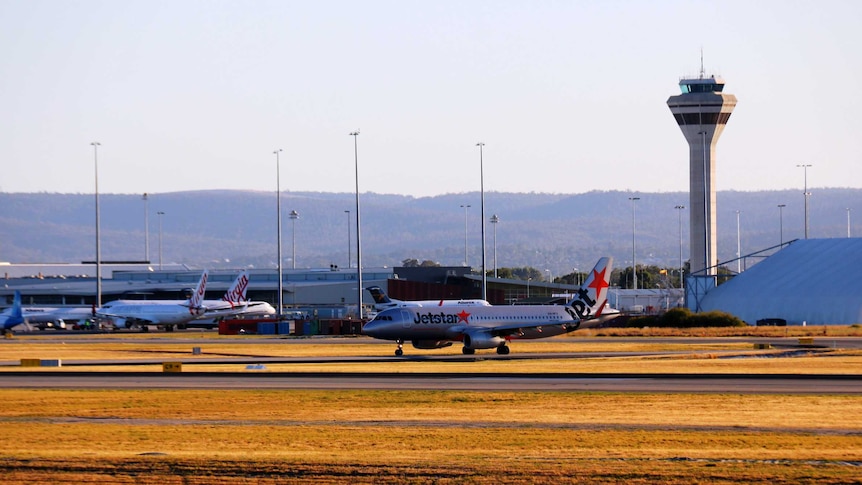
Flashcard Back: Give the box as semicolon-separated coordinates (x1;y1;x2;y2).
97;301;203;327
363;304;584;342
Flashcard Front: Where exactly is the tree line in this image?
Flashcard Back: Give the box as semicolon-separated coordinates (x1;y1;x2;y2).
401;258;707;289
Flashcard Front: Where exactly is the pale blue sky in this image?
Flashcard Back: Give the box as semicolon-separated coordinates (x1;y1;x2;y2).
1;0;860;197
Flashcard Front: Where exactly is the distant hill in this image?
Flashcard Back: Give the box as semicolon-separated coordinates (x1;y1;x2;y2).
1;189;859;278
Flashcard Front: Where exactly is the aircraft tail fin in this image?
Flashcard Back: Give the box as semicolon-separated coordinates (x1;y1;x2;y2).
2;291;25;331
188;270;209;312
222;270;250;306
366;286;392;305
567;257;613;321
10;291;23;321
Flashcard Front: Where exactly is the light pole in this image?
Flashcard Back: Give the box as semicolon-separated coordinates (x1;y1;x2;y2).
628;196;640;290
91;141;101;307
735;210;742;273
274;149;283;318
345;210;351;268
847;208;852;238
477;142;487;301
797;164;812;239
157;211;165;270
490;214;499;278
698;130;709;273
289;210;299;269
460;204;471;267
350;130;363;320
142;193;149;262
778;204;786;246
674;205;685;289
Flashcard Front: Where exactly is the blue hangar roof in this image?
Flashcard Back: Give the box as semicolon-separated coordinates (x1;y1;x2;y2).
700;238;862;325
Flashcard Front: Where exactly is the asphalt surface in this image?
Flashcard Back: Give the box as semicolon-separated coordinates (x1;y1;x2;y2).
0;371;860;394
2;334;860;394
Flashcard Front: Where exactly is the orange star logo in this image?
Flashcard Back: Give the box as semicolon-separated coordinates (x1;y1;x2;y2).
457;310;471;323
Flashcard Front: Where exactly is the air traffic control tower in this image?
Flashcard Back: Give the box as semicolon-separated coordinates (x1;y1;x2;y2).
667;74;736;276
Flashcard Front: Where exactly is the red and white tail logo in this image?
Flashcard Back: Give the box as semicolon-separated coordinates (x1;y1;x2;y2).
569;257;613;320
188;270;209;312
222;270;249;307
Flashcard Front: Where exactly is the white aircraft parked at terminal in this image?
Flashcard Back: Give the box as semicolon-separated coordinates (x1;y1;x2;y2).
97;270;275;330
362;257;616;356
186;269;276;328
96;270;211;330
213;269;276;316
18;305;93;330
2;291;96;331
365;286;490;311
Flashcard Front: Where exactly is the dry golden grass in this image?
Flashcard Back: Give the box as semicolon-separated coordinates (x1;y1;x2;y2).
1;331;861;482
0;389;861;483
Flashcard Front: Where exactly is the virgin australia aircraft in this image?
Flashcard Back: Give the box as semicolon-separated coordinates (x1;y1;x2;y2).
362;257;615;356
98;270;275;330
96;270;211;330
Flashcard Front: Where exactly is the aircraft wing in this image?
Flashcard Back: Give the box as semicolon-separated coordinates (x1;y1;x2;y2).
200;304;250;319
489;320;575;336
446;319;576;340
95;310;158;327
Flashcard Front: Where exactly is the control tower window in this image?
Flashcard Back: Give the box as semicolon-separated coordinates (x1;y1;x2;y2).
673;112;732;126
681;83;725;94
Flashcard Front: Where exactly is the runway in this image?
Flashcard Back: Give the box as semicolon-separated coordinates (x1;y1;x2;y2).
1;371;860;394
2;334;860;394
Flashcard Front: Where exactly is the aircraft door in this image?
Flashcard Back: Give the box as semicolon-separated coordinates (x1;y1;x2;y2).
400;309;413;329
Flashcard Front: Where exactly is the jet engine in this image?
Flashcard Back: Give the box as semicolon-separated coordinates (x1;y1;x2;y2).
411;340;454;350
188;307;206;317
462;330;505;350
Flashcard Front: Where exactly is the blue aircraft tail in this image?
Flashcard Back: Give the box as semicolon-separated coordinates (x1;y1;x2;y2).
2;291;25;331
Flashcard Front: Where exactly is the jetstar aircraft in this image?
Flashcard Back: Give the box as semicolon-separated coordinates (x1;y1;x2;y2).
362;257;615;356
365;285;490;311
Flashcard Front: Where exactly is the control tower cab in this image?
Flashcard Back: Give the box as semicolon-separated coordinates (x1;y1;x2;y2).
667;75;737;277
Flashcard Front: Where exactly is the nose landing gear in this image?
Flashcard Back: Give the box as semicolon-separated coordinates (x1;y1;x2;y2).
395;339;404;356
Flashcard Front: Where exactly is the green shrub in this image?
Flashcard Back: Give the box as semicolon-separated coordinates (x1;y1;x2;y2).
626;315;659;328
661;307;692;327
624;308;745;328
694;311;747;327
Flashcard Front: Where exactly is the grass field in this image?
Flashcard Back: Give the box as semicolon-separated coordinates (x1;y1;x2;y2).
0;390;860;483
0;330;861;483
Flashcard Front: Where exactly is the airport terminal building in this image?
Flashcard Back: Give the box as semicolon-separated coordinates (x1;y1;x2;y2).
0;263;570;323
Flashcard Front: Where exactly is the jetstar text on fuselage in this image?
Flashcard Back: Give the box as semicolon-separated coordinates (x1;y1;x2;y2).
413;310;471;325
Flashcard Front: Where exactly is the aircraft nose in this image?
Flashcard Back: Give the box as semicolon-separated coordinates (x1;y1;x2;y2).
361;319;382;337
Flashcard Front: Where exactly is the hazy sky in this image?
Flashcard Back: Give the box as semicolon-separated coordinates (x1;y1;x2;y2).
2;0;860;197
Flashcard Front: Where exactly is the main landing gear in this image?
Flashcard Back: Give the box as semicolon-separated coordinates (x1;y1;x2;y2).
395;339;404;357
460;344;510;355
